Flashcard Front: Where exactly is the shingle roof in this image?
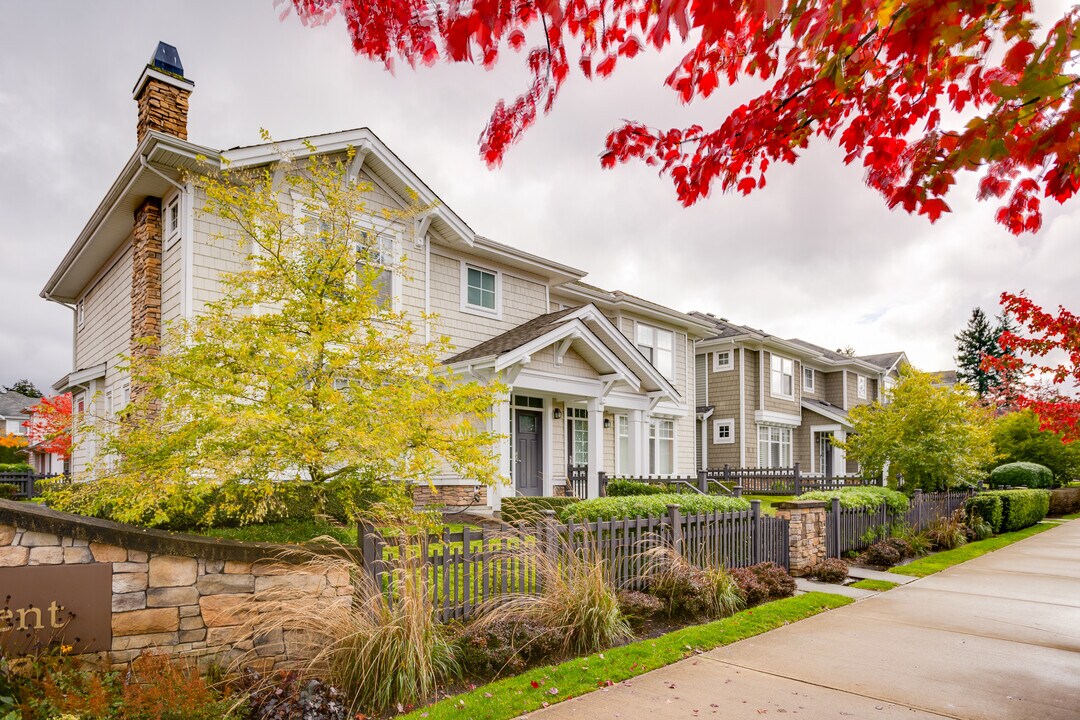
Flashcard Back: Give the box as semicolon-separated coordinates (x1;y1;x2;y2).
931;370;958;385
785;337;851;362
443;306;581;365
0;390;35;418
857;352;905;370
688;311;765;340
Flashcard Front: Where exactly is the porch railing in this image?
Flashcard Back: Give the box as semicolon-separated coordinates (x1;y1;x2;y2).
0;473;63;500
567;464;588;499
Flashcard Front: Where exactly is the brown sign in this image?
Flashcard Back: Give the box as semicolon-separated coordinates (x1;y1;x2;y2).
0;563;112;655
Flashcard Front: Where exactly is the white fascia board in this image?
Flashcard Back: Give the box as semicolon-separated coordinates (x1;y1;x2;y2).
223;128;476;247
800;400;853;427
565;305;682;401
753;409;802;427
559;284;715;337
512;369;604;398
473;236;586;285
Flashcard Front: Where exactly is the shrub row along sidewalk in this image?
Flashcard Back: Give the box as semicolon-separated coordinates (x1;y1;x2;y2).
405;592;851;720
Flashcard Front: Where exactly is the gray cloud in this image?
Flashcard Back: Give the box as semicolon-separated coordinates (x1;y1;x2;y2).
2;0;1078;393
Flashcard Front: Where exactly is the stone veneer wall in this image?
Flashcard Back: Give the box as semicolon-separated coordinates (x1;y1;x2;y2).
131;196;163;402
412;484;487;508
0;500;349;671
136;75;190;143
773;500;828;576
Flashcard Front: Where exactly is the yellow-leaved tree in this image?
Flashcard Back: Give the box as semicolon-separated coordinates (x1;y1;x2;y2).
52;141;502;527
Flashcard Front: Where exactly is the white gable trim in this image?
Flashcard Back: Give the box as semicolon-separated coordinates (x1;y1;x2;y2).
495;319;641;392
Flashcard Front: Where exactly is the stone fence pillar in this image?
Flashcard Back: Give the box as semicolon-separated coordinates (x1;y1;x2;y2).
774;499;828;576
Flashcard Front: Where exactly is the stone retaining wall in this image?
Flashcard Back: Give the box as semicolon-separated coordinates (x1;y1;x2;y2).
0;500;347;670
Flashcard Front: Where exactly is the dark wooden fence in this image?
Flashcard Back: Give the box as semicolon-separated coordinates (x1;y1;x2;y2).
359;501;788;623
826;490;972;557
0;473;59;500
567;464;588;499
600;464;881;497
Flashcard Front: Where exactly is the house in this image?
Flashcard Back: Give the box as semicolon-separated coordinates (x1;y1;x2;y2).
23;395;71;476
0;389;34;439
39;43;709;511
690;312;907;477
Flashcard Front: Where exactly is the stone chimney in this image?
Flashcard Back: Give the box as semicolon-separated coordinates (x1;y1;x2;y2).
132;42;193;143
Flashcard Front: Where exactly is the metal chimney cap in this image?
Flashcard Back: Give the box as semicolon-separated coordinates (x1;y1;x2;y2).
151;42;184;77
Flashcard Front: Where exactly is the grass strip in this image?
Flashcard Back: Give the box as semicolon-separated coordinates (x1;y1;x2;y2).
849;579;899;592
890;522;1054;578
404;593;851;720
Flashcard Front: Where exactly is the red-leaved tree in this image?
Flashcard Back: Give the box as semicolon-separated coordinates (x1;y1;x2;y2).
987;293;1080;442
285;0;1080;233
24;394;73;459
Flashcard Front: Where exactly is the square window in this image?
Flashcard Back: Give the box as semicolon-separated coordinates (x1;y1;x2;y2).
712;418;735;445
465;266;497;312
714;350;733;372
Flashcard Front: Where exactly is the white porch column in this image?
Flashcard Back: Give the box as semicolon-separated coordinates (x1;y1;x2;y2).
629;409;645;476
490;393;512;510
587;398;604;497
833;429;847;478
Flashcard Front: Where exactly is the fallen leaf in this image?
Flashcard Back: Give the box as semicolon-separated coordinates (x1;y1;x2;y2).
531;680;540;689
548;687;559;695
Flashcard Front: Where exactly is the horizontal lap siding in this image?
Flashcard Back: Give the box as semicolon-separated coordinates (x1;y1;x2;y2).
75;243;133;372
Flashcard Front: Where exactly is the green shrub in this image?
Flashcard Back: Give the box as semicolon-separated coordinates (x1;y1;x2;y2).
988;461;1053;489
605;479;668;496
500;496;579;524
798;486;909;514
616;590;665;623
560;493;749;522
0;483;17;500
642;541;744;620
0;462;32;473
995;489;1050;531
965;494;1004;533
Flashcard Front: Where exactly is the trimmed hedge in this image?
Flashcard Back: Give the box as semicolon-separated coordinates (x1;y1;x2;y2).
560;493;750;522
500;496;579;524
798;486;909;514
989;461;1053;489
1049;487;1080;516
965;489;1049;533
965;493;1004;533
0;462;32;473
605;479;669;497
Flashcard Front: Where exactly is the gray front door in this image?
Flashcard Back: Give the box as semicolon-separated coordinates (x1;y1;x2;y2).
817;432;834;477
514;409;543;496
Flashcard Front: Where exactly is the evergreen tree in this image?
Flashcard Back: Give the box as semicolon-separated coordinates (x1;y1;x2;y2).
3;379;42;398
955;308;998;397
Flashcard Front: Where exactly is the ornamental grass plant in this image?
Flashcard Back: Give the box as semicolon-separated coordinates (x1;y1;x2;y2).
640;536;745;620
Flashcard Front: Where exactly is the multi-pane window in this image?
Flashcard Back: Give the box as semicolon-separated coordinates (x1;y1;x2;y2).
567;407;589;465
758;426;792;468
770;355;795;398
357;231;394;306
466;266;497;311
713;350;732;371
649;419;675;475
636;324;675;381
803;367;815;392
857;375;868;399
712;418;734;445
616;415;630;474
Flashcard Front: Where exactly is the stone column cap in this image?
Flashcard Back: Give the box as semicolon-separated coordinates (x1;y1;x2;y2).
774;499;829;510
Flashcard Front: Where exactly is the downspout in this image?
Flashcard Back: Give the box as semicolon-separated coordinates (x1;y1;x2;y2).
424;234;431;344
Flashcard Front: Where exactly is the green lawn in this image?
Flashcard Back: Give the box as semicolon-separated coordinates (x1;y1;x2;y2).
849;578;899;592
890;522;1054;578
403;592;852;720
739;495;796;515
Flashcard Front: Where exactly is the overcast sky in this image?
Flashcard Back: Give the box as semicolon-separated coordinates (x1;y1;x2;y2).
2;1;1077;394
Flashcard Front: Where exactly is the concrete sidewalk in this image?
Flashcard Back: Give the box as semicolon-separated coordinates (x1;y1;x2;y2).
525;520;1080;720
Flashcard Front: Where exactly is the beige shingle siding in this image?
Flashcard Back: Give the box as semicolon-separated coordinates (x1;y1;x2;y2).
822;371;845;408
743;349;760;465
802;366;821;399
604;412;616;475
429;252;549;356
704;348;742;469
75;242;133;372
762;353;802;414
528;347;598;379
190;186;246;314
847;372;876;409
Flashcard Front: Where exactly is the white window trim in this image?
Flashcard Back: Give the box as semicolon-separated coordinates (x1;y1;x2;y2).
76;300;84;329
460;263;502;319
803;366;815;392
164;191;182;249
615;414;630;475
857;374;868;399
713;349;733;372
769;353;795;400
648;417;677;477
712;418;735;445
757;424;793;468
635;322;676;382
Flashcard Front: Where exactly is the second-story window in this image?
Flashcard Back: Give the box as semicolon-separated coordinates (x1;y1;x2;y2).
358;230;394;306
465;265;498;313
770;354;794;398
803;366;815;392
165;193;181;247
857;375;868;399
713;350;733;372
636;324;674;381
